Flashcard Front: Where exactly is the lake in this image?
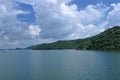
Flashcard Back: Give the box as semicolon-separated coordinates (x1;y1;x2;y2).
0;50;120;80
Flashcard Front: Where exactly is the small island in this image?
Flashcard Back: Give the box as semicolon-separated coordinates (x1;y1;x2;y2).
27;26;120;50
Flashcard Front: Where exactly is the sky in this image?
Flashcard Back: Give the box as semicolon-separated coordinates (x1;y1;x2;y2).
0;0;120;49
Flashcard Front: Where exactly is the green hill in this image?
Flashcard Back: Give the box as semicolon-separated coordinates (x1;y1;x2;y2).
78;26;120;50
27;26;120;50
28;38;90;50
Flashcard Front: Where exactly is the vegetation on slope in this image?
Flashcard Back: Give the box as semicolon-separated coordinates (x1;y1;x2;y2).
28;26;120;50
30;38;89;50
78;26;120;50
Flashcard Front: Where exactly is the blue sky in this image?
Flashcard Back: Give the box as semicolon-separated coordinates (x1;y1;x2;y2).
0;0;120;48
71;0;120;7
14;1;36;23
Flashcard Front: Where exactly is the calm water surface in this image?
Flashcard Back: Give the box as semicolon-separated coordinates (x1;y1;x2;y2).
0;50;120;80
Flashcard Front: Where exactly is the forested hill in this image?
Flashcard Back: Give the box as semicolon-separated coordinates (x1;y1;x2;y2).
27;26;120;50
27;38;90;50
78;26;120;50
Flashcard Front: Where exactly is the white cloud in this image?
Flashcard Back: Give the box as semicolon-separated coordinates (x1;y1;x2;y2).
0;31;4;36
0;5;7;13
60;3;77;17
46;0;57;4
78;5;104;24
0;0;33;48
0;4;26;16
25;25;41;39
32;0;108;40
107;3;120;26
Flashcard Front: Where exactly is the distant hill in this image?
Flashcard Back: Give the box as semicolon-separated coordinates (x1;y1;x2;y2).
27;26;120;50
27;38;90;50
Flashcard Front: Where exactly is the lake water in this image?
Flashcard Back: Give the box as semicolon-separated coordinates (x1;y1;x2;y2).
0;50;120;80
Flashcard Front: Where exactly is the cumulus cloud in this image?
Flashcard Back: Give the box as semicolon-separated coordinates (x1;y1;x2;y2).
0;0;120;48
25;25;41;39
33;0;108;40
107;3;120;26
0;0;36;48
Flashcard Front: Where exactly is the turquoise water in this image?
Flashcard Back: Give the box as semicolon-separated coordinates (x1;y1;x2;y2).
0;50;120;80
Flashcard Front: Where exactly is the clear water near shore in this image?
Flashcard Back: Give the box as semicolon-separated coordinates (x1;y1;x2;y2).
0;50;120;80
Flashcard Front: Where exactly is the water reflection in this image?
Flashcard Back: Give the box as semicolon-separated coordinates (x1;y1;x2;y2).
0;50;120;80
